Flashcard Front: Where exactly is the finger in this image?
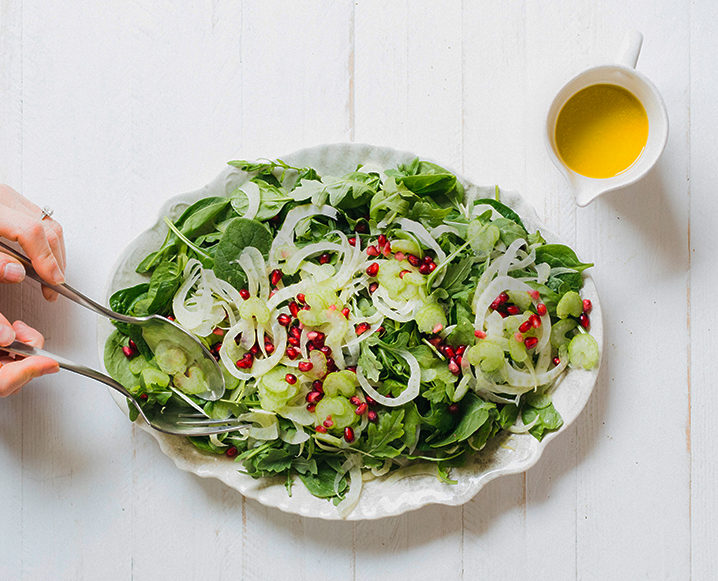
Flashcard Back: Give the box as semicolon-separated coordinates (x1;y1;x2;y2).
0;184;42;215
0;312;16;347
0;206;64;285
0;252;26;284
12;320;45;348
0;355;58;397
43;220;66;272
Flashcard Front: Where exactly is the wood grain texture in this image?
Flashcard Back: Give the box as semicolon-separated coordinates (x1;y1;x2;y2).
0;0;707;579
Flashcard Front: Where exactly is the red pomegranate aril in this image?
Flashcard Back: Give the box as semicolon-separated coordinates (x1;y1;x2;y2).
365;395;375;405
128;339;138;350
448;359;461;375
306;341;316;351
212;328;225;336
394;251;405;261
514;331;524;342
499;310;508;318
524;336;539;349
366;262;379;277
226;446;238;458
344;427;355;443
319;253;331;264
382;243;392;257
239;288;250;300
277;314;291;327
427;262;437;272
121;346;135;358
355;403;368;415
290;325;302;339
536;303;547;316
399;269;411;279
289;301;300;317
552;357;561;366
428;336;443;347
443;346;456;359
323;417;334;428
407;254;421;267
342;307;351;318
423;255;433;264
270;269;283;285
456;345;467;356
455;354;462;365
306;391;323;404
355;322;370;335
366;245;380;257
583;299;593;314
312;380;324;393
167;315;175;321
348;237;357;246
139;393;148;401
347;366;357;374
519;320;532;333
264;342;275;355
528;289;541;301
306;403;316;412
579;313;590;329
250;344;261;356
369;282;379;294
530;314;541;328
350;396;362;405
269;289;277;298
419;263;432;275
448;404;460;414
296;293;306;305
236;357;252;369
315;425;327;434
286;346;300;360
367;410;378;422
298;361;314;373
506;305;520;315
375;326;385;335
307;330;324;343
285;373;297;384
377;234;388;248
287;336;300;347
320;346;332;357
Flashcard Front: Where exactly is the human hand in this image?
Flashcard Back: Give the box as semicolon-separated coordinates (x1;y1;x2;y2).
0;184;65;395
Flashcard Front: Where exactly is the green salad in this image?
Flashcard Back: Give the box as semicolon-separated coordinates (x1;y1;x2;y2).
104;157;599;516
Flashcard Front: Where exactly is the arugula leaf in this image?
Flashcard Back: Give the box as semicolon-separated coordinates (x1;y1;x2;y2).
402;403;421;449
358;339;383;382
446;321;476;347
213;218;273;290
230;180;292;221
522;399;563;441
473;197;526;229
322;171;381;209
493;217;528;246
361;409;405;458
430;393;496;447
298;459;348;498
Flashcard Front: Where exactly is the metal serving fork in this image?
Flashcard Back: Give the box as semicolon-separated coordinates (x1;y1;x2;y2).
4;340;248;436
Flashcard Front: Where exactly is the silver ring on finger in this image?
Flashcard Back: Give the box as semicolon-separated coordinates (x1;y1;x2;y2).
40;206;54;221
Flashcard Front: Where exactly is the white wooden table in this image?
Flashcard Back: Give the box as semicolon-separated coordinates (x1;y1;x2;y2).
1;2;714;579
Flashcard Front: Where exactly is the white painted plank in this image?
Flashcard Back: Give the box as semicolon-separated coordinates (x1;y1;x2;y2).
689;0;718;577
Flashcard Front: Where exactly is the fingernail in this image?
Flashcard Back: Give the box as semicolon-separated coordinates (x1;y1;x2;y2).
3;263;25;283
0;325;15;346
51;264;64;285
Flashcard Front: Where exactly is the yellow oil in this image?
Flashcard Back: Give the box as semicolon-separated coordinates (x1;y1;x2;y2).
555;84;649;179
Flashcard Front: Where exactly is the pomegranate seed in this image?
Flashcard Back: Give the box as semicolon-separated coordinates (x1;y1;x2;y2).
139;393;148;401
579;313;590;329
342;307;351;318
427;262;437;272
423;255;433;264
289;301;300;317
270;269;283;285
519;320;532;333
355;403;368;415
355;323;370;335
428;336;443;347
369;282;379;294
128;339;138;350
306;341;316;351
432;323;444;334
318;253;331;264
399;269;411;279
285;373;297;384
355;221;368;233
344;426;355;443
167;315;175;321
583;299;593;314
377;234;388;248
456;345;466;356
320;345;332;357
524;336;539;349
326;357;337;372
498;310;508;318
290;326;302;339
226;446;238;458
306;391;323;404
121;346;135;358
212;328;225;336
367;410;378;422
298;361;314;373
419;263;432;275
443;346;456;359
474;329;486;339
365;395;375;405
536;303;547;316
455;354;462;365
375;326;385;335
348;237;357;246
278;314;291;327
366;262;379;277
236;357;252;369
366;245;380;257
529;314;541;328
350;396;362;405
286;347;300;360
552;357;561;366
448;359;460;375
269;289;277;298
306;403;316;412
303;304;311;310
296;293;306;305
382;243;392;257
514;332;524;342
288;336;300;347
307;330;325;343
250;344;261;356
407;254;421;267
506;305;520;315
448;404;460;414
394;251;405;261
323;417;334;428
239;288;250;300
528;290;541;301
264;342;275;355
315;425;327;433
312;380;324;392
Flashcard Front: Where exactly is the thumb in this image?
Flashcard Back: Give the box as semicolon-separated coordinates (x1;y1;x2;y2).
0;252;26;284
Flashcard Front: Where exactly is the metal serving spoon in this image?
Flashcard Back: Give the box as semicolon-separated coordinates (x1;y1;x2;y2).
0;240;225;401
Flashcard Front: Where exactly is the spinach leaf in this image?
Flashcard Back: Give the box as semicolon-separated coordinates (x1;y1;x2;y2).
446;320;475;347
213;218;273;290
493;217;528;246
103;331;141;390
430;393;496;447
389;158;464;206
108;284;152;357
473;198;526;230
132;262;182;316
534;244;593;272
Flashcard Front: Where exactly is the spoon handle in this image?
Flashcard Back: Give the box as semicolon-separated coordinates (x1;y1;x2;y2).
0;240;133;323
